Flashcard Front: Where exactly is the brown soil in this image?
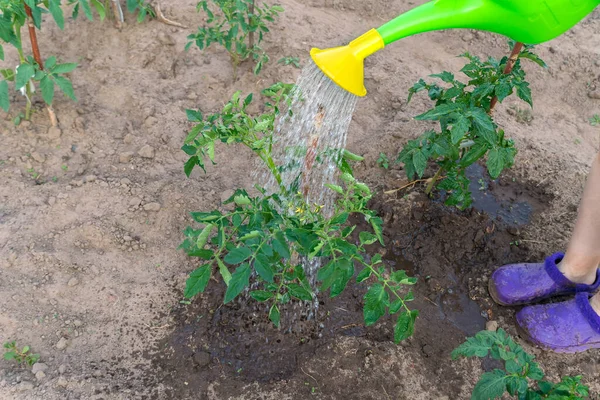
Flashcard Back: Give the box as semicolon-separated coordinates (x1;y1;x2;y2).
1;0;600;399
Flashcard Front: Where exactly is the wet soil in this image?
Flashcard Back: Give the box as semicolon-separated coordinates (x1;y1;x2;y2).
2;0;600;398
151;166;554;399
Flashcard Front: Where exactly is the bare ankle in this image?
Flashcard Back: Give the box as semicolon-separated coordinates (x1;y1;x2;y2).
557;260;597;285
591;294;600;314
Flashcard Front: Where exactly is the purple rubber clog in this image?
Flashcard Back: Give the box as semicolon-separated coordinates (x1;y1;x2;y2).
488;252;600;306
516;292;600;353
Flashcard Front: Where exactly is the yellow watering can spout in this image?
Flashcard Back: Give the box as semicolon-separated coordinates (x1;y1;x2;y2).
310;29;384;97
311;0;600;97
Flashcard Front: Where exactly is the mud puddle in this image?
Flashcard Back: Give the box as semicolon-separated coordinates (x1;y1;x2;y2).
466;163;535;226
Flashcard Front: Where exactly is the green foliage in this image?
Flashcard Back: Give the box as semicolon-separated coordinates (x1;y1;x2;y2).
3;341;40;366
182;81;293;180
377;152;389;169
0;0;81;117
125;0;155;23
181;84;417;340
187;0;284;75
589;114;600;126
452;329;589;400
398;44;545;209
278;56;300;69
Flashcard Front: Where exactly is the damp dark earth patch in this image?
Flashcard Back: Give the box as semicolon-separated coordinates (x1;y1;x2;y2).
149;171;553;399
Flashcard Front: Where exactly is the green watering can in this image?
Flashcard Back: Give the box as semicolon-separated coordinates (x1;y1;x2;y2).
311;0;600;96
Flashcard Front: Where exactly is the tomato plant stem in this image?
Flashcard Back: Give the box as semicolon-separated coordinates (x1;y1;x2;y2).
23;4;42;69
24;3;57;126
111;0;124;29
302;105;325;199
489;42;524;113
248;0;255;49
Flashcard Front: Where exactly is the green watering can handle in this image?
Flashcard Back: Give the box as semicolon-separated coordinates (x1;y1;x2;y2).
377;0;600;45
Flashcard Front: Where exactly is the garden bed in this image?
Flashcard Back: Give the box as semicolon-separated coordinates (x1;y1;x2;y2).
1;0;599;399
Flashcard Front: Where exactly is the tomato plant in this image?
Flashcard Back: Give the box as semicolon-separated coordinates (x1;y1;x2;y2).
0;0;101;124
453;329;589;399
180;83;418;342
397;42;545;209
187;0;284;77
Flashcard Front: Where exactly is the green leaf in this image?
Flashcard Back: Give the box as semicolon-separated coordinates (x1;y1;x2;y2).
3;351;15;360
184;264;211;298
52;63;78;74
191;211;221;223
359;231;378;246
273;231;290;259
430;71;454;83
196;224;214;249
451;332;494;359
250;290;274;302
460;143;488;167
186;248;214;259
216;258;232;285
486;148;504;179
80;0;94;20
184;156;200;177
224;246;252;265
390;270;408;283
54;76;77;101
319;259;353;297
407;78;428;103
363;284;389;326
527;363;544;381
495;82;512;102
356;267;372;283
471;370;507;400
243;93;253;106
45;56;57;70
369;216;384;245
471;82;494;101
288;283;312;301
21;346;29;353
186;109;203;122
0;80;9;112
325;183;344;195
233;194;251;205
40;75;54;105
269;304;280;327
394;309;418;343
254;254;274;282
0;69;14;81
469;108;495;134
342;149;364;162
91;0;106;20
224;263;251;303
0;45;3;61
330;212;349;225
415;103;461;121
451;114;471;144
15;64;35;90
519;51;547;69
389;299;403;314
516;82;533;107
49;0;65;29
412;149;428;178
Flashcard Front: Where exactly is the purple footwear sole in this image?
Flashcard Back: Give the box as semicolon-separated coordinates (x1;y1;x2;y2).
488;253;600;306
516;293;600;353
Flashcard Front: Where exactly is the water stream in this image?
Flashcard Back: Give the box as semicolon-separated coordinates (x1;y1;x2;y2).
255;62;359;322
262;62;358;218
